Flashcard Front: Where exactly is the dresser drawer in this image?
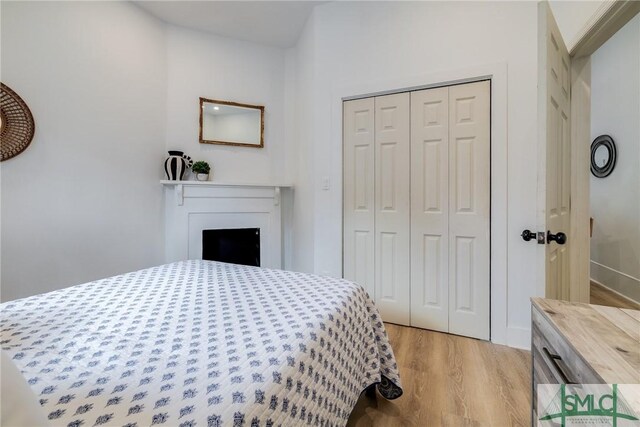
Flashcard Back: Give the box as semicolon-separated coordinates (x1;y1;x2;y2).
531;298;640;427
532;306;602;385
531;305;604;426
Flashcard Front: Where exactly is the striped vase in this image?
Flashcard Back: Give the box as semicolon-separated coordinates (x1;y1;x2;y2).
164;151;193;180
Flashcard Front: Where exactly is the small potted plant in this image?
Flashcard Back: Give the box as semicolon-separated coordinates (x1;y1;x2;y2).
192;161;211;181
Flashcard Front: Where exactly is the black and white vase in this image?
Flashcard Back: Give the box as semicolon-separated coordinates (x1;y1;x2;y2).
164;151;193;180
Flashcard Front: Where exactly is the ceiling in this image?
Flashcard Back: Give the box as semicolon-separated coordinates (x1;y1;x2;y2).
133;1;325;48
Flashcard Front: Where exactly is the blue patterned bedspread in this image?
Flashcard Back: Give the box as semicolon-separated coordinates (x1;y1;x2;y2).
1;260;402;426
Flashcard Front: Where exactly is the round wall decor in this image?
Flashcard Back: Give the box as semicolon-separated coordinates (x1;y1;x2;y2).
590;135;617;178
1;83;35;161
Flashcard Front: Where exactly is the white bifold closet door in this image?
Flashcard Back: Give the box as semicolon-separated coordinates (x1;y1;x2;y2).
374;93;411;325
343;98;375;297
410;81;490;339
409;86;450;332
343;81;489;340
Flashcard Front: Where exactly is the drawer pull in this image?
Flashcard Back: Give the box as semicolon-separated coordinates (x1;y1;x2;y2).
542;347;577;384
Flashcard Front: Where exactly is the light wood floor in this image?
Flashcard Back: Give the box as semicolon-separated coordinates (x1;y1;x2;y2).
347;324;532;426
589;281;640;310
348;284;639;426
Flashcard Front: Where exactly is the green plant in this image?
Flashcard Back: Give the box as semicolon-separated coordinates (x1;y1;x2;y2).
192;161;210;174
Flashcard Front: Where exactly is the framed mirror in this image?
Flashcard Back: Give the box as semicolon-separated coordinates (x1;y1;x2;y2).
199;98;264;148
590;135;617;178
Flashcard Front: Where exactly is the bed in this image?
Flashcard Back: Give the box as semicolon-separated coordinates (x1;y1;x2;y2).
0;260;402;426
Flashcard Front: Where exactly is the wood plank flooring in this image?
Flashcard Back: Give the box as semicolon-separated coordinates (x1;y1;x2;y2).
347;284;638;426
347;324;532;426
590;281;640;310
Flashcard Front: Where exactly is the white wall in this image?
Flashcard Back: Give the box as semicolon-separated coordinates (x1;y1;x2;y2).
289;1;540;347
0;3;299;301
286;14;317;274
165;26;290;183
590;14;640;302
1;1;608;341
0;1;167;301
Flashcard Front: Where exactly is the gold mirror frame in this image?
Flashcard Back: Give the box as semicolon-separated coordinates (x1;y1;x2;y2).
199;97;264;148
1;83;35;161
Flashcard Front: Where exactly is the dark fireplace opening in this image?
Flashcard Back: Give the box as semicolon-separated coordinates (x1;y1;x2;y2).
202;228;260;267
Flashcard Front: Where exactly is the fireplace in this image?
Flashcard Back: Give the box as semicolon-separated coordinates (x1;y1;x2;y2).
163;182;288;268
202;228;260;267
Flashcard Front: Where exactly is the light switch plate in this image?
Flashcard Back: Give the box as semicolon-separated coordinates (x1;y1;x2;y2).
321;176;330;191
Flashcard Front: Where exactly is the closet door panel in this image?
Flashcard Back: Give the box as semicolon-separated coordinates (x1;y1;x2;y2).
448;81;490;340
343;98;375;297
410;87;449;331
375;92;410;325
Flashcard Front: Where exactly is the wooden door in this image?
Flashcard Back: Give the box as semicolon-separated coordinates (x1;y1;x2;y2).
447;81;491;340
374;92;411;325
410;87;450;332
539;3;571;301
410;81;490;339
343;98;375;297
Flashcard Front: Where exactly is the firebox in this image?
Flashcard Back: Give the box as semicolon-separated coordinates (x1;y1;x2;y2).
202;228;260;267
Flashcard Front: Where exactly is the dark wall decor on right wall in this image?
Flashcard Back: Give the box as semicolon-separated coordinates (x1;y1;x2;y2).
590;134;617;178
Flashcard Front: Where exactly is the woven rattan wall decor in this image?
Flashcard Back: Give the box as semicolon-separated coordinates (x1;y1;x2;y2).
1;83;35;161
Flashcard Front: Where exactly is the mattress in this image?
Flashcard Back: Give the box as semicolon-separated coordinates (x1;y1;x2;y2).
1;260;402;426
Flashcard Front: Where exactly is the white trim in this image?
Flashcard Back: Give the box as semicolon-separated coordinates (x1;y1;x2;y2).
163;185;283;269
342;75;492;101
590;261;640;284
161;180;292;188
331;62;511;346
590;278;640;305
566;0;617;53
569;0;640;57
506;326;532;350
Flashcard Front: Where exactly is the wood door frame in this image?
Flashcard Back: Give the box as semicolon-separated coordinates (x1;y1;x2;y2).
539;0;640;304
334;63;511;345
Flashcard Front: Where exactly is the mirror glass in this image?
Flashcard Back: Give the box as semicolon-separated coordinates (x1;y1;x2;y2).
594;144;610;168
199;98;264;148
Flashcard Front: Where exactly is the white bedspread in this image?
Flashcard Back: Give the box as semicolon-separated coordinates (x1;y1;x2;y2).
1;260;402;427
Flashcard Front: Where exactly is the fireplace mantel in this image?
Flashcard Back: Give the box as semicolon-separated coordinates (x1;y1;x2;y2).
160;180;292;188
162;181;292;269
161;180;292;206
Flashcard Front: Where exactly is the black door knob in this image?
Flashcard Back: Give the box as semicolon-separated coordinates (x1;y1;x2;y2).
521;230;544;242
521;229;536;242
547;231;567;245
522;229;546;244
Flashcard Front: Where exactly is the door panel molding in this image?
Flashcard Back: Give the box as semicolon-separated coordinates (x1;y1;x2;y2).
374;92;411;325
538;2;572;302
337;62;510;345
343;98;375;298
410;86;449;332
448;81;491;340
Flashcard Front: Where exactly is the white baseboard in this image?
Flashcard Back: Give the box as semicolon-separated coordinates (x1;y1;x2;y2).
505;326;531;350
492;326;531;350
590;260;640;284
590;260;640;303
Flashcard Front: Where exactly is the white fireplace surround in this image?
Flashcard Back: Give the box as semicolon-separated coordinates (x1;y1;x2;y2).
162;181;292;269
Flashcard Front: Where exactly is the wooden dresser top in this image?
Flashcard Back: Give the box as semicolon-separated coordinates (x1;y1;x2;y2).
531;298;640;384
